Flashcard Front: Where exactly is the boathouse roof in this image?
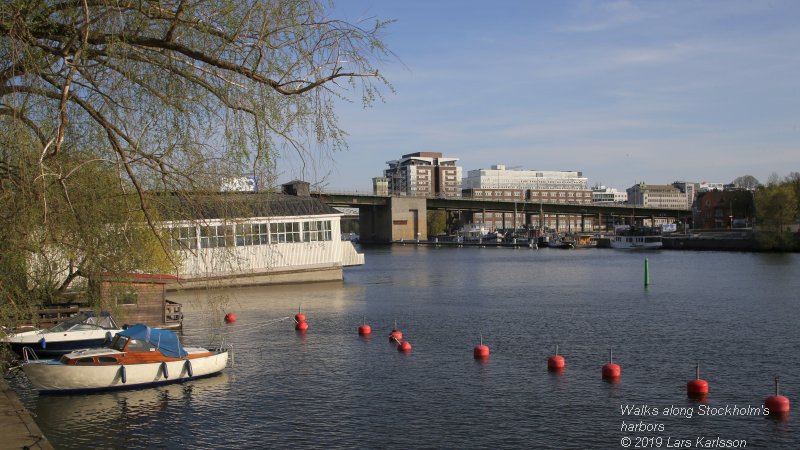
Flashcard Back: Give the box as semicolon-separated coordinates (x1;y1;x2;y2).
154;192;340;221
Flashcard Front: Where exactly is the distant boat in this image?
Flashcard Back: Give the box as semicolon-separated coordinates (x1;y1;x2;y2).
2;311;123;358
20;324;229;394
610;226;663;249
546;235;575;249
573;234;598;249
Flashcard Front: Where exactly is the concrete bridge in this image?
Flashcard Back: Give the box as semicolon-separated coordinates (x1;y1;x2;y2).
315;193;691;243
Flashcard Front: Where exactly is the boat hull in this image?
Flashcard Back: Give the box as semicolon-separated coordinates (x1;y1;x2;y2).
5;330;120;357
8;337;113;358
22;351;229;394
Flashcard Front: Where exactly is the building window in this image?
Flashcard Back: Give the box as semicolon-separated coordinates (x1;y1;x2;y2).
201;224;234;248
116;290;138;305
270;222;301;243
171;226;198;250
236;223;269;246
304;220;332;242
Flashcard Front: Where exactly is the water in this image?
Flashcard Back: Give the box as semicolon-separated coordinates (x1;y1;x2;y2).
10;246;800;449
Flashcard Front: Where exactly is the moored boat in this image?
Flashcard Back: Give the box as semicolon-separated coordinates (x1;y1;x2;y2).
3;311;123;358
21;324;229;394
610;225;663;249
573;233;598;249
546;234;575;249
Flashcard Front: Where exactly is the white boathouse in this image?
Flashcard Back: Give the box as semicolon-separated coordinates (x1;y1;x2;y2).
162;181;364;288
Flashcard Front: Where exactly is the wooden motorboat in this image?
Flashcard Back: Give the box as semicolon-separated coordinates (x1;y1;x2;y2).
21;324;229;393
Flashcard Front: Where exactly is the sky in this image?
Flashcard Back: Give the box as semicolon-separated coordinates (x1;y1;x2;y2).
278;0;800;192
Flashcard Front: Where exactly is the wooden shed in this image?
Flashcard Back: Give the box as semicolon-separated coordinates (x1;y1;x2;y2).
91;273;183;329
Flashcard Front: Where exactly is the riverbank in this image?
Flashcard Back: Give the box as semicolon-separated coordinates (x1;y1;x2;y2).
0;378;52;449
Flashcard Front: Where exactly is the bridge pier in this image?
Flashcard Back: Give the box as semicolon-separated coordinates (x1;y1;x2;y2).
358;197;427;243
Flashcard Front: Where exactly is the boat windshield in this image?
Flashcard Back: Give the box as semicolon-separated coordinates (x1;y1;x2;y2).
49;312;118;332
110;334;129;351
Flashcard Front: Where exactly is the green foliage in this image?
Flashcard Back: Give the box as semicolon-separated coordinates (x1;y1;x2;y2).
427;211;448;237
754;178;799;251
0;1;391;323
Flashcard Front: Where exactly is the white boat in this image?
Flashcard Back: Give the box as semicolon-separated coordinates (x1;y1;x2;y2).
610;226;663;249
547;235;575;249
21;324;229;393
3;311;124;358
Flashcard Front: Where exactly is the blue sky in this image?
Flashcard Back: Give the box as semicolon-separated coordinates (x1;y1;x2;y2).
279;0;800;192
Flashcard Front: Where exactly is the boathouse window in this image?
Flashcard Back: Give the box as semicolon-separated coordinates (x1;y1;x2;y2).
201;224;234;248
304;220;332;242
270;222;301;243
171;226;198;250
235;223;269;246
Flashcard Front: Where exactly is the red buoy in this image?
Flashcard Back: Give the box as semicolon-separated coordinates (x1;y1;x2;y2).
398;341;412;352
547;344;565;371
358;315;371;336
765;376;790;417
687;361;709;398
295;321;308;332
474;345;490;359
602;349;621;380
473;334;490;359
389;320;402;342
224;313;236;323
294;305;306;324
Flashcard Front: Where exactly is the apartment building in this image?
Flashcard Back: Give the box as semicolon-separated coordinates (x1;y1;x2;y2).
384;152;462;197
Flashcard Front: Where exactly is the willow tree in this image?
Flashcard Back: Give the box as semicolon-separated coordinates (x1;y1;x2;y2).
0;1;391;316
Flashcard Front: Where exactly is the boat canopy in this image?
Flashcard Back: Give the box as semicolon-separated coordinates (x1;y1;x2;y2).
49;311;118;332
118;324;187;358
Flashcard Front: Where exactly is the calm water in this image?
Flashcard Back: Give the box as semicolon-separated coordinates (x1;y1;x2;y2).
10;246;800;449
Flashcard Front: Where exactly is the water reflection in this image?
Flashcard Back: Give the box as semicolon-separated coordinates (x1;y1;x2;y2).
15;248;800;449
36;374;230;422
175;281;363;312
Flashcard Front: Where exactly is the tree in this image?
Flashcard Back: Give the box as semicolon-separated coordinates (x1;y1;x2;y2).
427;210;448;237
1;1;391;316
754;181;798;250
786;172;800;213
730;175;760;190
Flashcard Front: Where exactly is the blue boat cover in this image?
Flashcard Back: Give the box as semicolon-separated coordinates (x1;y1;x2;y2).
119;324;187;358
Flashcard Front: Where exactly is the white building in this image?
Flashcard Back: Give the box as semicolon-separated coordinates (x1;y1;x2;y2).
591;185;627;204
463;165;589;191
462;165;594;232
163;185;363;288
698;181;725;192
672;181;697;209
